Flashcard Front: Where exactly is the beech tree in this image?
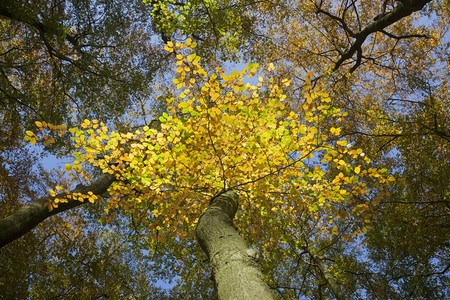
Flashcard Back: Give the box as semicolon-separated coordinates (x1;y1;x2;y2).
2;42;393;298
1;0;448;298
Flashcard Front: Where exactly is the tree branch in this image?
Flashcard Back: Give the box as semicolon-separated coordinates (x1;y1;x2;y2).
0;174;115;248
316;0;433;72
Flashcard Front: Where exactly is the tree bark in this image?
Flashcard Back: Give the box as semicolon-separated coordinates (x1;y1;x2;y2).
196;191;274;299
0;174;115;248
307;247;346;300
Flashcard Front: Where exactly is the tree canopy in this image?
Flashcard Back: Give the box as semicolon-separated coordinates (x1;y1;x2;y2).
1;0;448;298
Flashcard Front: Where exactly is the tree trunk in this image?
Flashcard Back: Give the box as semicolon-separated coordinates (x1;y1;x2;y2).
196;191;274;299
307;247;346;300
0;174;115;248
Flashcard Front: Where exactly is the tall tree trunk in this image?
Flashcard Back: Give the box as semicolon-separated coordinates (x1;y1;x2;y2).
0;174;115;248
196;191;274;299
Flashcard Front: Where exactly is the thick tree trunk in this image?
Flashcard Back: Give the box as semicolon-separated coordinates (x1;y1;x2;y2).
0;174;115;248
196;191;274;299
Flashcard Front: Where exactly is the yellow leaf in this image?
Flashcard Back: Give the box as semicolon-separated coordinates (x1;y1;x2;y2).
35;121;43;128
49;189;56;197
330;127;341;136
337;140;347;147
25;130;34;136
355;166;361;174
281;78;291;86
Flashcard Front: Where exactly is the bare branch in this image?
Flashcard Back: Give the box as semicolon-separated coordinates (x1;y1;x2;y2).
380;29;429;40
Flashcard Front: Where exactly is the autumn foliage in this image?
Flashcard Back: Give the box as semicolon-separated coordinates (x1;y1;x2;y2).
1;0;448;298
27;40;393;259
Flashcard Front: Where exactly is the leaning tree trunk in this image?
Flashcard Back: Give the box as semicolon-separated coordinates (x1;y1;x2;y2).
0;174;115;248
196;190;274;299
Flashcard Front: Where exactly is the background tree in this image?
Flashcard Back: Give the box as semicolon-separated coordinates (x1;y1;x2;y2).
0;0;170;296
0;0;166;146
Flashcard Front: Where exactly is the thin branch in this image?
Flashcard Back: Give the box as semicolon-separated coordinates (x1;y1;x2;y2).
315;4;357;37
380;29;429;40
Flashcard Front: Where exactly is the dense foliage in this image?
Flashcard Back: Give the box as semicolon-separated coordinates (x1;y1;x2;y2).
1;0;448;298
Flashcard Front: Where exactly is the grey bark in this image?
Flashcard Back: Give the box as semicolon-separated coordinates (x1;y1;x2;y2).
196;191;275;300
307;248;346;300
0;174;115;248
